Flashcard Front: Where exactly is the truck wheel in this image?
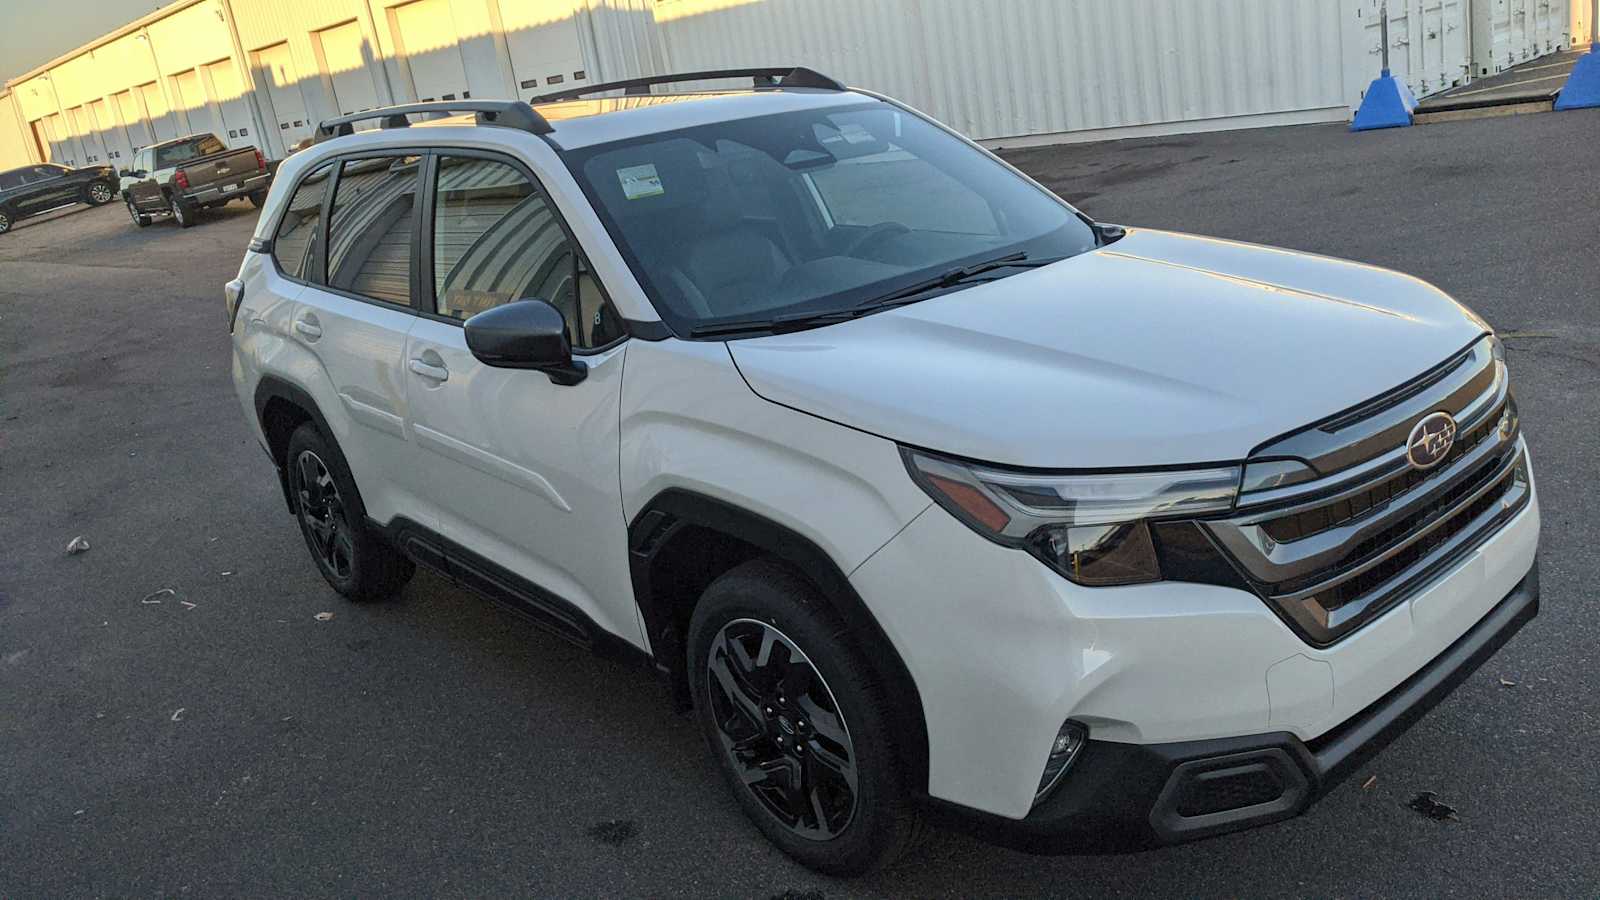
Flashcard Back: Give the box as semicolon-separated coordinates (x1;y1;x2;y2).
83;180;114;205
285;423;414;602
248;190;268;209
126;199;151;228
169;195;196;228
688;559;923;876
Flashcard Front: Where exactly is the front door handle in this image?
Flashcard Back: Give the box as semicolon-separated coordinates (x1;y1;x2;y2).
408;359;449;382
293;318;322;340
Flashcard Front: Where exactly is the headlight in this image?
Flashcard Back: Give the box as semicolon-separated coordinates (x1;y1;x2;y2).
902;449;1241;586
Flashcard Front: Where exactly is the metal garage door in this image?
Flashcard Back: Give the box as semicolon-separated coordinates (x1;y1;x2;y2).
318;20;383;121
500;3;587;101
140;82;179;143
117;90;155;151
68;106;105;165
390;0;472;102
204;58;256;147
41;114;75;166
174;69;216;139
253;42;312;156
91;98;133;165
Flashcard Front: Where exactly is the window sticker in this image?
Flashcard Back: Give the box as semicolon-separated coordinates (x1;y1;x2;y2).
618;163;664;200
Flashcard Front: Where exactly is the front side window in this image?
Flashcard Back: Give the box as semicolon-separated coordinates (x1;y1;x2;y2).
155;135;225;169
431;155;621;349
561;101;1097;336
326;155;422;305
272;162;333;279
0;170;21;190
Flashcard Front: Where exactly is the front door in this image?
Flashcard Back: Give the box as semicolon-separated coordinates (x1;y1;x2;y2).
125;151;163;211
403;153;639;646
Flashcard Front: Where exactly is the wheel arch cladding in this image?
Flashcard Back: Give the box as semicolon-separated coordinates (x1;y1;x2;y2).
628;488;931;793
254;376;335;514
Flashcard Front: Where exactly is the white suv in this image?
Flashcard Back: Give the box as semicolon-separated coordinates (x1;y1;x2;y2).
227;69;1539;875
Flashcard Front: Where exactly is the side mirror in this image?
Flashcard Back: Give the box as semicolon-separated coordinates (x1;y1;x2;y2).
463;299;587;385
122;169;145;179
1093;222;1127;245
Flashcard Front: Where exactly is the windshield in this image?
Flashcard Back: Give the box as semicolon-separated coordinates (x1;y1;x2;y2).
561;101;1097;337
156;136;226;169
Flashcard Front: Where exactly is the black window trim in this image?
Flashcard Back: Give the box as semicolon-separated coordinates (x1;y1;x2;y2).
417;146;627;356
260;144;630;355
265;148;428;316
322;150;427;311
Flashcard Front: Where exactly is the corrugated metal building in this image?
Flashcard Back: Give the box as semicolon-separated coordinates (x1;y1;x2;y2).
1;0;1589;169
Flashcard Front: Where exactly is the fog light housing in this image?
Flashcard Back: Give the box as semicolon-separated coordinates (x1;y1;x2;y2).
1034;720;1088;804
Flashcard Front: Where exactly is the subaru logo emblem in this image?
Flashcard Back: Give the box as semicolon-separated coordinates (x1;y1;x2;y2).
1407;412;1458;470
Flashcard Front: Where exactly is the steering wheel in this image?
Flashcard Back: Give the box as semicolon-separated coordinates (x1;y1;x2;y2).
841;221;911;258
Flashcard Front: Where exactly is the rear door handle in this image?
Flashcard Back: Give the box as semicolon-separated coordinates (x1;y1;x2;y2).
408;359;449;382
293;319;322;340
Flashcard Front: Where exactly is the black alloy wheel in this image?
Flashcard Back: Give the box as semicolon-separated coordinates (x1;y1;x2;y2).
293;448;356;581
706;617;860;840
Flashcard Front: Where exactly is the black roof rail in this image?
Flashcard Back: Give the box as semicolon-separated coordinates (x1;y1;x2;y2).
531;66;846;103
312;100;553;144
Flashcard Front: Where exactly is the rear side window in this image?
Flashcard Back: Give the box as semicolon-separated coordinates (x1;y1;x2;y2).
326;155;422;306
0;171;19;190
272;163;333;279
431;155;622;348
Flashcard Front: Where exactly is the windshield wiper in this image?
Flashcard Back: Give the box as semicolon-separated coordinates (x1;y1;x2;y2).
686;253;1068;338
856;252;1066;310
689;308;861;338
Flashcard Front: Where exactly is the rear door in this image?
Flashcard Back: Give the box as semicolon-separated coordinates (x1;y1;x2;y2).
289;153;427;525
402;151;638;646
17;166;74;213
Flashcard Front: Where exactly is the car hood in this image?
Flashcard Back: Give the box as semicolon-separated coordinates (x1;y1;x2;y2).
728;229;1488;469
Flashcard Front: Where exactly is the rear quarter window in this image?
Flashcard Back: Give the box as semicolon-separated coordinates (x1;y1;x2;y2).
272;163;335;279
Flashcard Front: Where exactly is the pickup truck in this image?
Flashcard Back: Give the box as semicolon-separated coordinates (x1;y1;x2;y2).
121;133;272;229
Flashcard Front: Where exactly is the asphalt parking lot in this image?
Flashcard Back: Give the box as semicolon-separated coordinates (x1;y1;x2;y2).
3;109;1598;898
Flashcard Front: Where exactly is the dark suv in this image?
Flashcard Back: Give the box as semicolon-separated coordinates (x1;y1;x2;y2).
0;163;119;235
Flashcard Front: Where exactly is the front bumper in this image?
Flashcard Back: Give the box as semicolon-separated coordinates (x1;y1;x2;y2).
923;562;1539;852
851;444;1540;822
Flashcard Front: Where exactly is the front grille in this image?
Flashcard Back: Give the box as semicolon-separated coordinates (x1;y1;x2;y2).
1302;459;1518;614
1203;337;1530;646
1260;413;1500;544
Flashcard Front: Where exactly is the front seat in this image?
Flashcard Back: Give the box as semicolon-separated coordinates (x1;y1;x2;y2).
669;167;791;318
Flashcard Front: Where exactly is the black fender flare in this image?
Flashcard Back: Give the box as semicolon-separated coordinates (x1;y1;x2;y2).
254;375;339;514
628;488;931;792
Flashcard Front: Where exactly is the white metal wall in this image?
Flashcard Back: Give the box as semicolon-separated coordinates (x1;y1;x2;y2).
0;0;1586;168
1472;0;1573;76
653;0;1351;143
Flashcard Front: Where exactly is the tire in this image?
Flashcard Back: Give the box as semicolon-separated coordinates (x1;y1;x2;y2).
248;190;268;209
83;180;115;205
0;208;10;235
126;199;151;228
169;194;196;228
688;559;922;876
284;423;414;602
